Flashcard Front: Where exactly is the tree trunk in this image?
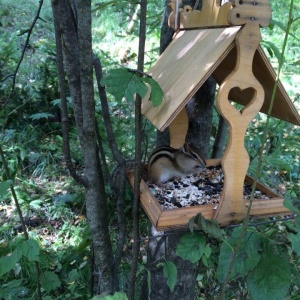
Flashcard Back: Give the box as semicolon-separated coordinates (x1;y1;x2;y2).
212;115;228;158
186;77;216;158
143;1;216;299
52;0;114;294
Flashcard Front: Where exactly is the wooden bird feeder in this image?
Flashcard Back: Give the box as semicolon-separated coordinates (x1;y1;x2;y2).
127;0;299;230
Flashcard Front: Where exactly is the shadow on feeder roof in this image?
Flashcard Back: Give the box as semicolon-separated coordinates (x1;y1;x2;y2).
141;19;300;132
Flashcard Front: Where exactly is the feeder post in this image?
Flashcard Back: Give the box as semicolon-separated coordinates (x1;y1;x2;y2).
214;0;272;224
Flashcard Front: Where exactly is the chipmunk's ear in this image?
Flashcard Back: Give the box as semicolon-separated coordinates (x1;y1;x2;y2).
183;143;190;153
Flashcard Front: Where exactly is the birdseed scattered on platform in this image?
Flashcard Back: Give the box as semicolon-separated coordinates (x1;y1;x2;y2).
147;167;271;210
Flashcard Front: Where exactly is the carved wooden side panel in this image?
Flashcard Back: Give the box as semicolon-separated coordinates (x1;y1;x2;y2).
214;0;272;223
168;0;232;29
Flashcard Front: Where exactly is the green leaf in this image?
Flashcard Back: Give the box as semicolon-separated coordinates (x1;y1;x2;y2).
40;271;61;293
101;68;163;107
143;77;163;107
202;244;212;267
261;41;282;63
92;292;128;299
53;193;77;205
124;74;148;102
101;68;144;102
0;279;24;299
176;232;206;263
283;193;299;213
203;244;211;258
29;113;55;120
289;232;300;256
247;242;291;300
163;261;177;292
0;180;12;197
217;227;261;283
189;214;223;239
20;239;40;261
0;247;22;277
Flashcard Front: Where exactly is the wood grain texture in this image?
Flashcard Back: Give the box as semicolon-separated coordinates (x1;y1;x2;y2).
168;0;232;29
213;45;300;126
169;108;188;148
127;169;288;230
142;26;241;131
142;30;300;131
145;0;299;131
214;0;272;224
167;0;232;147
137;0;295;227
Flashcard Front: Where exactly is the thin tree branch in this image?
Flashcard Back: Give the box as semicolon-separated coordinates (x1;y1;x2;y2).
4;0;44;107
51;0;87;187
93;56;126;289
128;0;147;298
57;0;84;136
0;2;45;293
0;145;42;300
95;120;112;185
93;57;126;165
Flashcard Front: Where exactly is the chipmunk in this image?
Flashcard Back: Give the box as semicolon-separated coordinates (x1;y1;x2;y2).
148;143;206;184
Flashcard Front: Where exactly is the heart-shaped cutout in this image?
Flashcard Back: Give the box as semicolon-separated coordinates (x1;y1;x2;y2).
228;87;257;114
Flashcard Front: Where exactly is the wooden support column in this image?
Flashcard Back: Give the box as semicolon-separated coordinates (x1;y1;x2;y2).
169;108;188;148
214;0;272;224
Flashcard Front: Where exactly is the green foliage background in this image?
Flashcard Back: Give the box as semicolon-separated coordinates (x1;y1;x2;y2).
0;0;299;299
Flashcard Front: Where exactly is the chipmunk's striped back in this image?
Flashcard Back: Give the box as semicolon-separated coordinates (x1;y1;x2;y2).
148;146;177;168
148;143;206;184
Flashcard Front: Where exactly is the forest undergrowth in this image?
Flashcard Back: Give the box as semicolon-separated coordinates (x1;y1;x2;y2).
0;0;300;299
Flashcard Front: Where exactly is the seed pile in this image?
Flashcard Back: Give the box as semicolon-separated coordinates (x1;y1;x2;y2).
147;167;271;210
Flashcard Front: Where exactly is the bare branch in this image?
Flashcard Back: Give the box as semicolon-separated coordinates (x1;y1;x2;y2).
93;56;126;165
51;0;87;187
128;0;147;298
93;56;127;280
95;120;112;185
4;0;44;107
0;145;42;300
17;29;30;36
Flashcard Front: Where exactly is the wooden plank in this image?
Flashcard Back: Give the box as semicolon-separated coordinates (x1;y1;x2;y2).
127;172;289;230
246;198;290;216
142;32;300;131
245;175;281;198
157;205;215;230
142;26;241;131
213;6;269;223
127;171;162;227
169;107;188;148
168;0;232;29
206;158;222;167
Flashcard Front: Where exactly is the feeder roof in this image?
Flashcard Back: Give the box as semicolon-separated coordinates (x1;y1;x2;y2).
142;26;300;131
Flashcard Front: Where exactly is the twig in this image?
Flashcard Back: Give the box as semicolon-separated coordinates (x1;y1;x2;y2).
51;0;87;187
93;57;127;283
95;120;112;185
0;145;42;300
93;57;126;165
127;68;152;78
127;0;147;299
4;0;44;107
